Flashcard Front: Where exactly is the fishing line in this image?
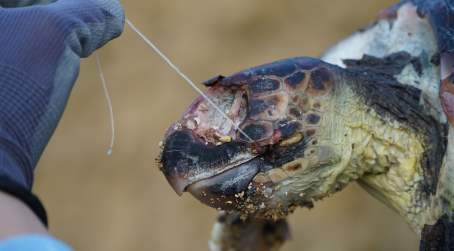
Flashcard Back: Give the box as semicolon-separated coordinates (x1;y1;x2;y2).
125;18;253;143
96;53;115;156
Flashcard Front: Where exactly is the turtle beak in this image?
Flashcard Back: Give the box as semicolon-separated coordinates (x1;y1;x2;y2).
159;82;258;195
160;129;256;196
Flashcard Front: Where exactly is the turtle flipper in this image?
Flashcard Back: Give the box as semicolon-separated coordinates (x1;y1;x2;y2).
209;212;290;251
420;214;454;251
409;0;454;125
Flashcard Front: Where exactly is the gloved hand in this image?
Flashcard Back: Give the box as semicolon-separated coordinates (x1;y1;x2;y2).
0;0;124;225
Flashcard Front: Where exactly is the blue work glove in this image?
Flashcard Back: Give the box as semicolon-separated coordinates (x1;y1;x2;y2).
0;235;72;251
0;0;124;226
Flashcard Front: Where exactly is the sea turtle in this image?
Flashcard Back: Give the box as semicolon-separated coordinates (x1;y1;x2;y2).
159;1;454;250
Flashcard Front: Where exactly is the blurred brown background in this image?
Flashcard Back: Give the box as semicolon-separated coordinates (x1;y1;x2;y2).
34;0;419;250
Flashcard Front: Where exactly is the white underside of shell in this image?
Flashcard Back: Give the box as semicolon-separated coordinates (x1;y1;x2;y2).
323;3;444;123
322;3;454;230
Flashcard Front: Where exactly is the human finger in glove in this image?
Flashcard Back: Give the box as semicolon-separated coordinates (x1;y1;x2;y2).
0;0;124;250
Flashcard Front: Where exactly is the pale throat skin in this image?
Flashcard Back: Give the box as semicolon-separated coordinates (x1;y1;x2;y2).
313;2;447;234
275;81;431;233
334;85;428;232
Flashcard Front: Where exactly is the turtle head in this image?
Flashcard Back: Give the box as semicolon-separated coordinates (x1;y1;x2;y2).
159;57;360;218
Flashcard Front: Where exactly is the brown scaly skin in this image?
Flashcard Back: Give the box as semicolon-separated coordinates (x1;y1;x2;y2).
159;1;454;250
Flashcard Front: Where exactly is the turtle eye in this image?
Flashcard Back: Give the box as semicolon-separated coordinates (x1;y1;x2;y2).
235;75;293;145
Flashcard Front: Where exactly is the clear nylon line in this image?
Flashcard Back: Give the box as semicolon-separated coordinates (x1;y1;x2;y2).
96;53;116;155
125;18;253;143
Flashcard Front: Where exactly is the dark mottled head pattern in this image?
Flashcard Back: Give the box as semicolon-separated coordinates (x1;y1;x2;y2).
240;122;273;142
285;71;307;89
250;78;281;94
305;114;321;125
208;57;321;87
307;67;334;96
204;57;337;147
277;120;302;138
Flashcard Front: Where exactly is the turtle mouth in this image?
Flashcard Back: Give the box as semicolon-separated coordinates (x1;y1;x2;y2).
160;128;276;211
187;158;264;210
159;83;261;197
160;129;259;196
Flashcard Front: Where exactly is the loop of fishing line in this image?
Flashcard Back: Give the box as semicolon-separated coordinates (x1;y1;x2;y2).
96;53;115;156
125;18;254;143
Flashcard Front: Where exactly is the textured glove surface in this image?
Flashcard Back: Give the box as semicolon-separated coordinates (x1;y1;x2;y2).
0;0;124;189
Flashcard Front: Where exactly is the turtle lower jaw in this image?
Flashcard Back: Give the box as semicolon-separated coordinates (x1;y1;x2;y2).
187;158;264;210
160;129;259;195
163;153;257;196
